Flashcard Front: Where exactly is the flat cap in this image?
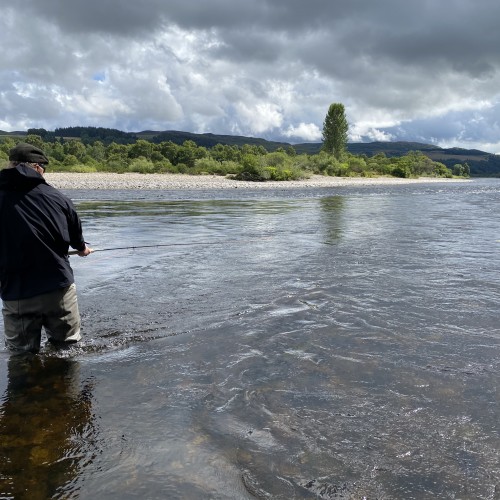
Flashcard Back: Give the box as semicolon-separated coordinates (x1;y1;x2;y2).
9;142;49;164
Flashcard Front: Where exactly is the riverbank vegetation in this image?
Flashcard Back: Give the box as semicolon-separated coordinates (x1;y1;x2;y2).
0;134;469;181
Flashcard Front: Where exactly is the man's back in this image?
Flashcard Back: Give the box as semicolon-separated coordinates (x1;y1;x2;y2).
0;164;84;300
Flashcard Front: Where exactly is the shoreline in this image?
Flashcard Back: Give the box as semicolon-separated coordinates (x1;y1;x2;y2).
44;172;469;190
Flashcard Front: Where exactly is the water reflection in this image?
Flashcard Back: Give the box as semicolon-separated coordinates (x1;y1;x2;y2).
0;355;98;498
319;196;345;243
76;199;301;219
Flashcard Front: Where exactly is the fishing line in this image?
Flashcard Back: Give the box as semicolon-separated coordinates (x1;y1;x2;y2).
67;238;268;255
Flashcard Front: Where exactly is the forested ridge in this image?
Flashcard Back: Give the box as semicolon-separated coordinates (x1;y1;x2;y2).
0;127;479;179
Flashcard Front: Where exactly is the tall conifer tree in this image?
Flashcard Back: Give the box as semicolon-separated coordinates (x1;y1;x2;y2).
322;103;348;160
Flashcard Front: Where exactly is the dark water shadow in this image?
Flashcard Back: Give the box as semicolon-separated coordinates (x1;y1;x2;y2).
0;354;99;499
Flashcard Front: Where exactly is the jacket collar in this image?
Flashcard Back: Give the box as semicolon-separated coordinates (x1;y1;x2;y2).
0;164;47;191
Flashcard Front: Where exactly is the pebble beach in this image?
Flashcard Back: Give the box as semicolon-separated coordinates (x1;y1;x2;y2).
44;172;469;190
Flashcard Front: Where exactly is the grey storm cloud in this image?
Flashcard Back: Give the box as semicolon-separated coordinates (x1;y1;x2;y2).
2;0;500;152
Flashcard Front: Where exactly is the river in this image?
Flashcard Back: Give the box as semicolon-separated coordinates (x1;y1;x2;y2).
1;178;499;499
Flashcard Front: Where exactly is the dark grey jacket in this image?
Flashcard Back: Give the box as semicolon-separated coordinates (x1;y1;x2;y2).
0;165;86;300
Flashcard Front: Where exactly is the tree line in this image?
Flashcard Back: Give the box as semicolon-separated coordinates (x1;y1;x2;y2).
0;134;469;180
0;104;470;180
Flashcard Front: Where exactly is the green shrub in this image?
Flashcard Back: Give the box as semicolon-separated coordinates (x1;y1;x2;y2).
264;167;280;180
153;160;174;173
194;160;242;176
175;163;189;174
104;159;128;173
262;152;288;167
221;161;242;176
128;157;155;173
63;154;79;166
324;162;349;176
309;152;337;173
265;165;308;180
433;162;452;177
391;165;411;178
234;154;269;181
193;157;236;176
347;156;367;173
69;165;98;173
290;154;314;172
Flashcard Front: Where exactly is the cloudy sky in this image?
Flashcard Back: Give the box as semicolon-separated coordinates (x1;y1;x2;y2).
2;1;500;152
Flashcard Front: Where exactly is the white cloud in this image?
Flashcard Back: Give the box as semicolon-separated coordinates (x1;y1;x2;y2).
1;1;500;152
234;102;283;135
283;123;322;142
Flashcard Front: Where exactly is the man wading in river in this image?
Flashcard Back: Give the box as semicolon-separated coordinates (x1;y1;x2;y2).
0;143;93;353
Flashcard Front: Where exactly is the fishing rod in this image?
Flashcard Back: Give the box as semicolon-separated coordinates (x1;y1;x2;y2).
67;238;267;255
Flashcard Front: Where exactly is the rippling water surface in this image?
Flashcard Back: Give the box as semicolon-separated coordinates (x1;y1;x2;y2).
1;179;499;499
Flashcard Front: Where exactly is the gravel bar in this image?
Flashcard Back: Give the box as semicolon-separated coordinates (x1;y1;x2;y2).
44;173;468;190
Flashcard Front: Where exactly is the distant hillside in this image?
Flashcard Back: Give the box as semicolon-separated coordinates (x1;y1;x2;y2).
0;130;27;137
2;128;499;176
138;130;290;150
296;140;499;177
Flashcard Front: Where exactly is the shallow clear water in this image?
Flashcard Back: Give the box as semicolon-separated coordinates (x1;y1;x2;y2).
1;179;499;499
